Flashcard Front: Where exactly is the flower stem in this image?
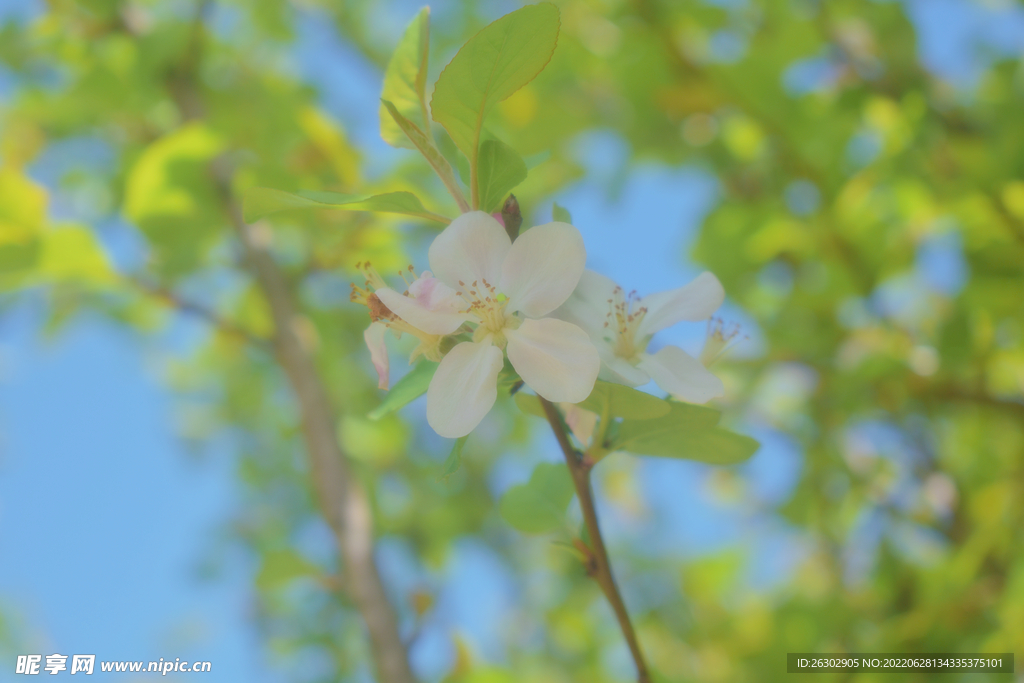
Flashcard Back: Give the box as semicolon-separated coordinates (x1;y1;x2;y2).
538;397;651;683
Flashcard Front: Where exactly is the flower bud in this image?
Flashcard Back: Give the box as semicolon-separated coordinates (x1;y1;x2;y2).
501;194;522;241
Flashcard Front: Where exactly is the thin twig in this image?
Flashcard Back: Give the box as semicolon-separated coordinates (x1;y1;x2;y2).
538;397;651;683
128;275;270;349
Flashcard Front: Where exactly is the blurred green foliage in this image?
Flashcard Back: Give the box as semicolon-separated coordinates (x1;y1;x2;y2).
2;0;1023;681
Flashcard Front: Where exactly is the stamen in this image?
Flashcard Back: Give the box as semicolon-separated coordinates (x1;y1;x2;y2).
367;292;395;322
700;317;744;366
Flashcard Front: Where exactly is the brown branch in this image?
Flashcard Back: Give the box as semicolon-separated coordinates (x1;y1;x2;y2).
926;383;1024;421
128;275;270;349
211;169;417;682
156;5;416;677
538;397;650;683
987;191;1024;247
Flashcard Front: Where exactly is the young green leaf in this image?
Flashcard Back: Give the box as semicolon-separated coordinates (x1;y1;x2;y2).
381;100;470;212
438;435;467;481
576;380;674;420
552;202;572;223
0;241;40;288
614;399;721;437
40;226;114;285
255;549;320;591
524;150;552;169
124;123;225;275
475;139;528;213
368;361;439;420
615;424;758;465
242;187;451;224
379;7;431;149
0;167;47;288
499;462;575;534
513;391;546;418
550;540;589;562
514;382;691;423
435;128;471;186
0;165;47;234
430;3;560;207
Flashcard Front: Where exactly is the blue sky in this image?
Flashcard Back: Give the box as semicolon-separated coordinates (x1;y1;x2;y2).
1;0;1023;680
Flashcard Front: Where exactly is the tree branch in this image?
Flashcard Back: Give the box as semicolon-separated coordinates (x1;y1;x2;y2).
538;397;650;683
211;163;417;683
157;5;416;676
128;275;270;349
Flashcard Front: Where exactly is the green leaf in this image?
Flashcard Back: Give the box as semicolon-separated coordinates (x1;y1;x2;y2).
550;540;588;562
615;399;721;437
499;462;575;534
615;417;758;465
241;187;450;224
682;549;744;600
514;381;682;422
430;3;560;205
0;167;46;287
123;123;225;275
578;380;673;420
438;435;467;481
255;549;319;591
552;202;572;223
368;361;438;420
381;100;468;212
475;138;528;213
496;360;523;392
0;241;39;285
39;225;113;285
0;165;46;236
513;391;546;418
379;7;431;149
524;150;552;170
436;128;471;185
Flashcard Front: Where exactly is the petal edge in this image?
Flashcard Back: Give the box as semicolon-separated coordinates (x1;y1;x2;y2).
506;317;599;403
426;341;503;438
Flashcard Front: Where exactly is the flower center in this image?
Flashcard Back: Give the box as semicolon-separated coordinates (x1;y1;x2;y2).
603;286;647;363
457;278;520;347
350;262;445;360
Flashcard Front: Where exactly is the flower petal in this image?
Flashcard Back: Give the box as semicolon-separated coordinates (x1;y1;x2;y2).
599;350;650;387
364;322;390;390
505;317;599;403
408;272;459;309
426;341;503;438
560;403;598;446
636;271;725;338
375;287;467;335
500;222;586;318
428;211;510;290
552;269;619;338
637;345;724;404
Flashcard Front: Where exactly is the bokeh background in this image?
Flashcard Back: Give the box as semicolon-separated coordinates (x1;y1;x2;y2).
2;0;1024;681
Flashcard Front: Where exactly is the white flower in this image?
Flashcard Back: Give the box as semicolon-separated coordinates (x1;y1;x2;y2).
351;263;456;390
554;270;726;403
377;211;600;438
